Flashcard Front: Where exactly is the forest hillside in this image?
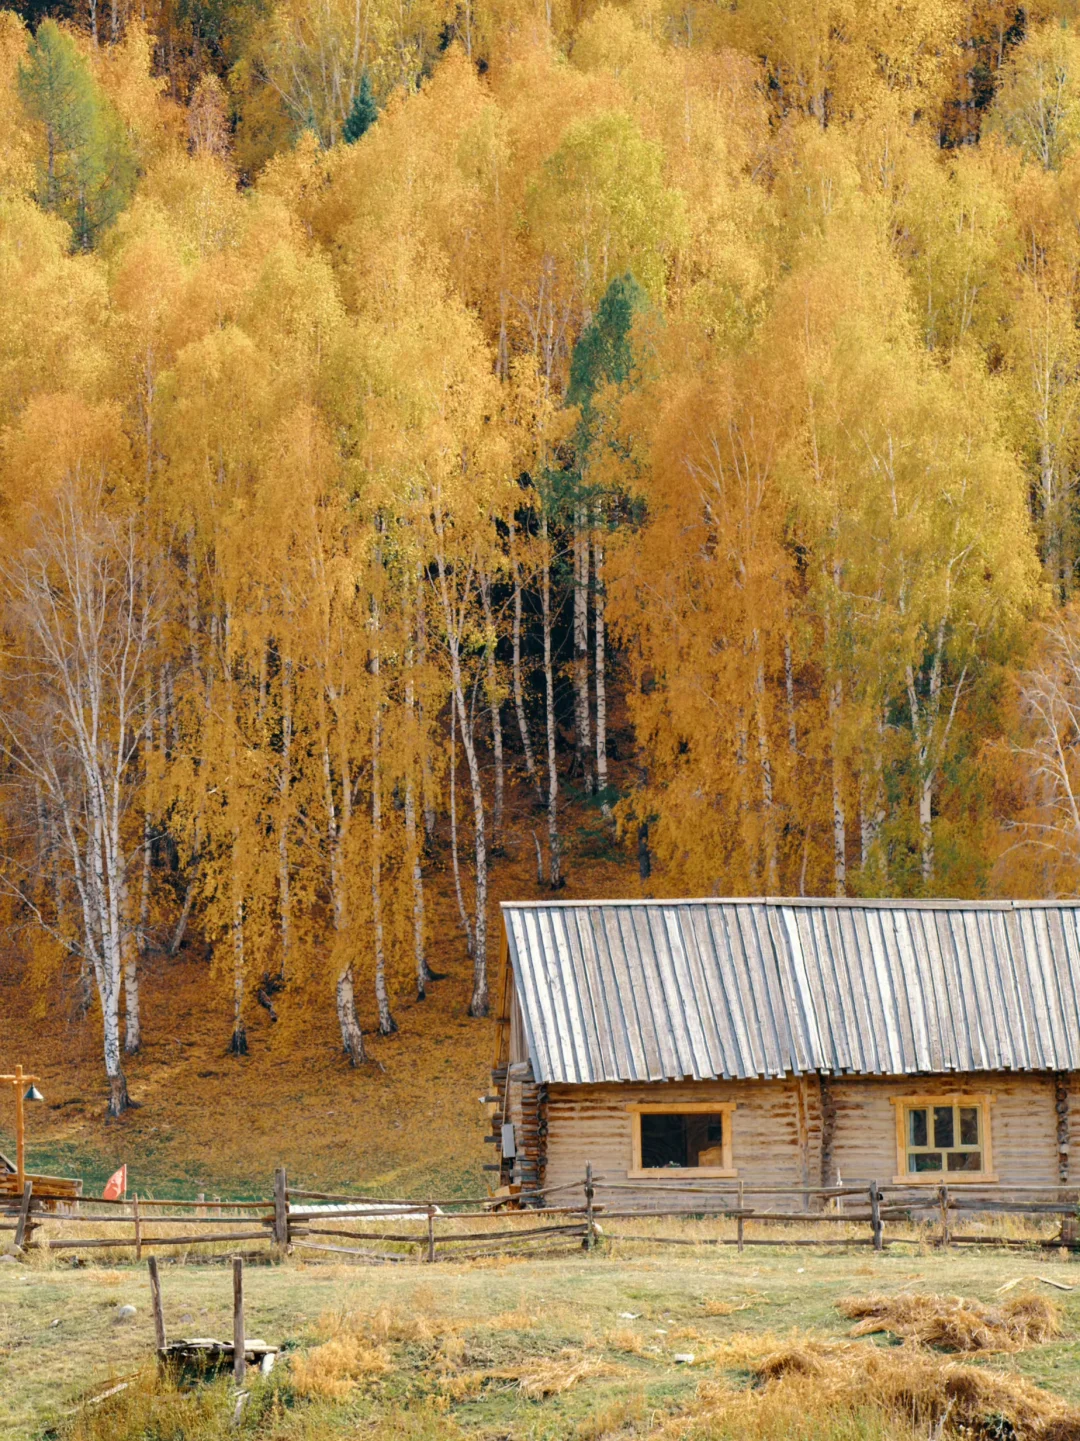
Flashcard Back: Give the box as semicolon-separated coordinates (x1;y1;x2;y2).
3;0;1080;1176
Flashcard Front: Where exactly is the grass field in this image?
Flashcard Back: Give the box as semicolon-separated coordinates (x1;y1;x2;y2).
5;1239;1080;1441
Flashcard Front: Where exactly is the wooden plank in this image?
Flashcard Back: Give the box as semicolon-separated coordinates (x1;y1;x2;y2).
233;1258;245;1384
148;1257;166;1350
274;1168;288;1248
13;1181;32;1249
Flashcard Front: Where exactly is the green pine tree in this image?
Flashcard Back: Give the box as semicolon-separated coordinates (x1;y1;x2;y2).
18;20;137;249
343;72;378;144
567;272;646;416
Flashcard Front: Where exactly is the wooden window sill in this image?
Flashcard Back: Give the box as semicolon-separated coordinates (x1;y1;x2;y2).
627;1168;738;1180
891;1174;999;1186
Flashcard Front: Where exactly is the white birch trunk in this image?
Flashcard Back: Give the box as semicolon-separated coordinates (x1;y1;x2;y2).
370;649;395;1035
541;516;561;888
511;517;541;797
593;531;611;819
480;572;505;851
449;696;475;959
573;506;593;791
278;656;293;977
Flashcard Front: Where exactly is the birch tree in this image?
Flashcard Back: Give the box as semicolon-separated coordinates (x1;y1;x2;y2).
0;489;156;1115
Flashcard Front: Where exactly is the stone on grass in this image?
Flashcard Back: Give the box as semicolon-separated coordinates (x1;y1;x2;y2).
115;1304;137;1321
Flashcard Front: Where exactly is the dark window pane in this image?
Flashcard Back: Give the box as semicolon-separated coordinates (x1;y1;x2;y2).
707;1119;723;1145
684;1114;725;1167
911;1152;943;1172
947;1151;982;1172
640;1113;688;1169
908;1108;928;1147
959;1108;980;1146
933;1107;954;1149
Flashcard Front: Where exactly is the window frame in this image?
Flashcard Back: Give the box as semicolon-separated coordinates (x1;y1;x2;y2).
625;1102;738;1179
889;1093;996;1185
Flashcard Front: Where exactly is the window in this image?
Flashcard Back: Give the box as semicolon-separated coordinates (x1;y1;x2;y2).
627;1103;736;1178
891;1094;995;1184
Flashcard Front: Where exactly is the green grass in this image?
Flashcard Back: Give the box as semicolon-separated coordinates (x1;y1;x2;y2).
4;1239;1080;1440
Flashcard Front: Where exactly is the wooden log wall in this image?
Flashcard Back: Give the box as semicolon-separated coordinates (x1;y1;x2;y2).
542;1071;1078;1208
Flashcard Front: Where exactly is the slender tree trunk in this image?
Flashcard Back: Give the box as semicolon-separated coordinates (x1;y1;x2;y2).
404;635;430;997
593;529;611;819
480;573;505;851
449;695;475;957
229;859;247;1055
320;694;366;1065
753;641;778;890
511;518;541;798
370;653;396;1035
541;516;561;888
433;548;489;1015
783;632;798;754
416;587;437;841
169;882;194;956
123;808;151;1054
829;676;846;897
278;656;293;977
573;507;593;791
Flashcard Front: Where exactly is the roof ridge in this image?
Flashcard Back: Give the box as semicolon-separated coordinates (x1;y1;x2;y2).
500;897;1076;911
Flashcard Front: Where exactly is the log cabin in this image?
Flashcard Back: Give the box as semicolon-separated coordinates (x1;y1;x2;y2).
488;898;1080;1206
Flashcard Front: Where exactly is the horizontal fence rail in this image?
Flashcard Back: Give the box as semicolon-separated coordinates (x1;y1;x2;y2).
3;1165;1079;1261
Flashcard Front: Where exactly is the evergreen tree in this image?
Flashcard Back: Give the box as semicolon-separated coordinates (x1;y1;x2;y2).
567;272;646;417
343;72;378;144
18;20;136;249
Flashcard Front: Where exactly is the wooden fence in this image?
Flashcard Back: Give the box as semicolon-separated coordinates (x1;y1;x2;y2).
2;1167;1078;1262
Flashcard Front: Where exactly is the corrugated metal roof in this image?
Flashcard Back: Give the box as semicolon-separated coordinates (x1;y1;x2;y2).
501;899;1080;1083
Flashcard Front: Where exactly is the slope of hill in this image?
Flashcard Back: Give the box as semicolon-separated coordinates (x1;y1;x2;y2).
0;803;644;1200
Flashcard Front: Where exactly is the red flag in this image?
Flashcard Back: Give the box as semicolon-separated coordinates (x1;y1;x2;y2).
103;1165;127;1201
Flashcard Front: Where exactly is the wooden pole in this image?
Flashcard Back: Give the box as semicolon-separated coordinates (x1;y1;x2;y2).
585;1163;595;1251
147;1257;166;1350
233;1257;245;1384
737;1180;744;1254
133;1193;142;1262
14;1180;33;1250
14;1065;24;1191
426;1203;436;1263
939;1185;951;1248
273;1168;288;1250
869;1180;883;1252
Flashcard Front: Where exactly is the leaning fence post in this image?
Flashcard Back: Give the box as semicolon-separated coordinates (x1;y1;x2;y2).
737;1180;745;1254
147;1257;167;1351
233;1257;246;1383
13;1180;33;1250
869;1180;883;1252
585;1163;596;1251
426;1203;436;1263
273;1167;288;1251
939;1185;951;1249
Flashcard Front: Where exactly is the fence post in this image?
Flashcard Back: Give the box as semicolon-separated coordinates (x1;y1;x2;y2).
13;1181;33;1250
585;1163;595;1251
273;1168;288;1251
133;1193;142;1262
233;1257;246;1384
426;1203;436;1263
939;1185;951;1248
737;1180;745;1254
147;1257;167;1351
869;1180;883;1252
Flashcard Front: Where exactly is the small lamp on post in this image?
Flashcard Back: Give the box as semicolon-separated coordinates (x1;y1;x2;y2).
1;1065;44;1191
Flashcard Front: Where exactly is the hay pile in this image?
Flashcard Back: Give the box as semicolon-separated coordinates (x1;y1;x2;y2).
838;1291;1062;1353
750;1340;1080;1440
647;1332;1080;1440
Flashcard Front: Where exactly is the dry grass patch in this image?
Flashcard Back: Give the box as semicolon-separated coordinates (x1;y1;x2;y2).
289;1334;392;1399
656;1331;1080;1441
839;1291;1063;1353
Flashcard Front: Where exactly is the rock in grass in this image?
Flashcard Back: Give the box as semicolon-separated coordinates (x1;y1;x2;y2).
115;1304;137;1321
673;1353;696;1364
0;1254;17;1265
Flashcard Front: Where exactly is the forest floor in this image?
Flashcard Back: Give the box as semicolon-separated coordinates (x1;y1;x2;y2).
4;1242;1080;1440
0;772;647;1199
